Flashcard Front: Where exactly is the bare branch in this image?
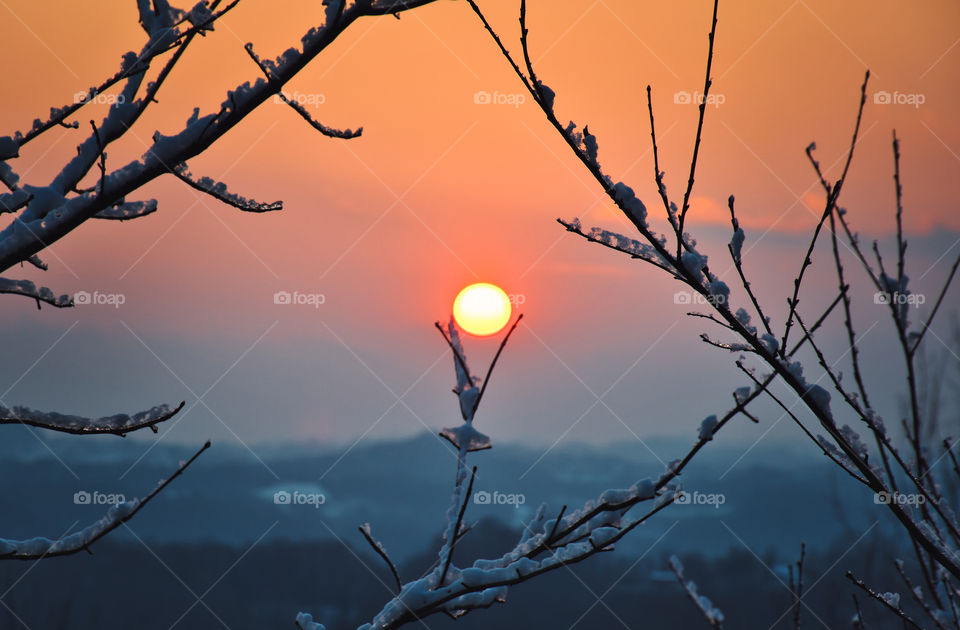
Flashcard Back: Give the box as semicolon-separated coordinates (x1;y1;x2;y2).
358;523;403;594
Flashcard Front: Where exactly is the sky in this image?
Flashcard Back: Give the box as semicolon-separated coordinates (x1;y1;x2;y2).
0;0;958;464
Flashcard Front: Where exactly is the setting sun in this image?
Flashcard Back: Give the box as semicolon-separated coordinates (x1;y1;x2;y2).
452;283;512;336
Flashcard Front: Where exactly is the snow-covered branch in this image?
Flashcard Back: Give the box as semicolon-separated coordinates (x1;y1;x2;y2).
0;440;209;560
295;317;767;628
669;556;725;629
467;0;960;592
172;163;282;212
93;199;158;221
0;277;72;309
0;0;441;276
0;401;184;436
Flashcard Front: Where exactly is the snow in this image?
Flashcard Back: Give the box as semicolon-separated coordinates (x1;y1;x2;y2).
734;386;752;404
0;500;138;559
611;182;647;227
174;164;280;212
804;384;833;420
760;333;779;354
839;424;868;458
146;109;215;168
669;555;725;624
188;1;215;31
94;199;158;220
564;121;582;146
0;136;18;160
699;415;718;441
681;249;707;281
784;360;806;386
730;227;745;261
538;82;556;112
294;613;326;630
439;422;491;452
707;279;729;302
582;126;598;164
0;277;71;307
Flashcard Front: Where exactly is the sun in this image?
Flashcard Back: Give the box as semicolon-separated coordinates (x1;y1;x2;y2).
452;283;512;336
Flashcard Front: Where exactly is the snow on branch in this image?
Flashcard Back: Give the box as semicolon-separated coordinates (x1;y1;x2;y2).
0;440;209;560
470;0;960;594
0;401;185;436
0;0;439;273
297;317;769;628
25;254;47;271
669;555;725;628
172;163;282;212
0;277;72;309
94;199;158;221
559;217;677;277
243;43;361;140
0;190;30;214
275;91;362;139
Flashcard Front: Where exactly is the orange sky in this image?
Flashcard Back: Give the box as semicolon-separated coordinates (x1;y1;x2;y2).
0;0;957;448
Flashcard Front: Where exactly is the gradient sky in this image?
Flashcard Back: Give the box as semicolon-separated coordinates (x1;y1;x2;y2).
0;0;957;464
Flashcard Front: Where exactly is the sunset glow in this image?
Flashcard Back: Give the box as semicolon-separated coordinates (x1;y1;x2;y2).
452;283;512;336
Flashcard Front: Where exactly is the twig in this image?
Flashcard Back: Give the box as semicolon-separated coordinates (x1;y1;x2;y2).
675;0;720;257
358;524;402;593
472;313;523;417
845;571;923;630
438;465;477;587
